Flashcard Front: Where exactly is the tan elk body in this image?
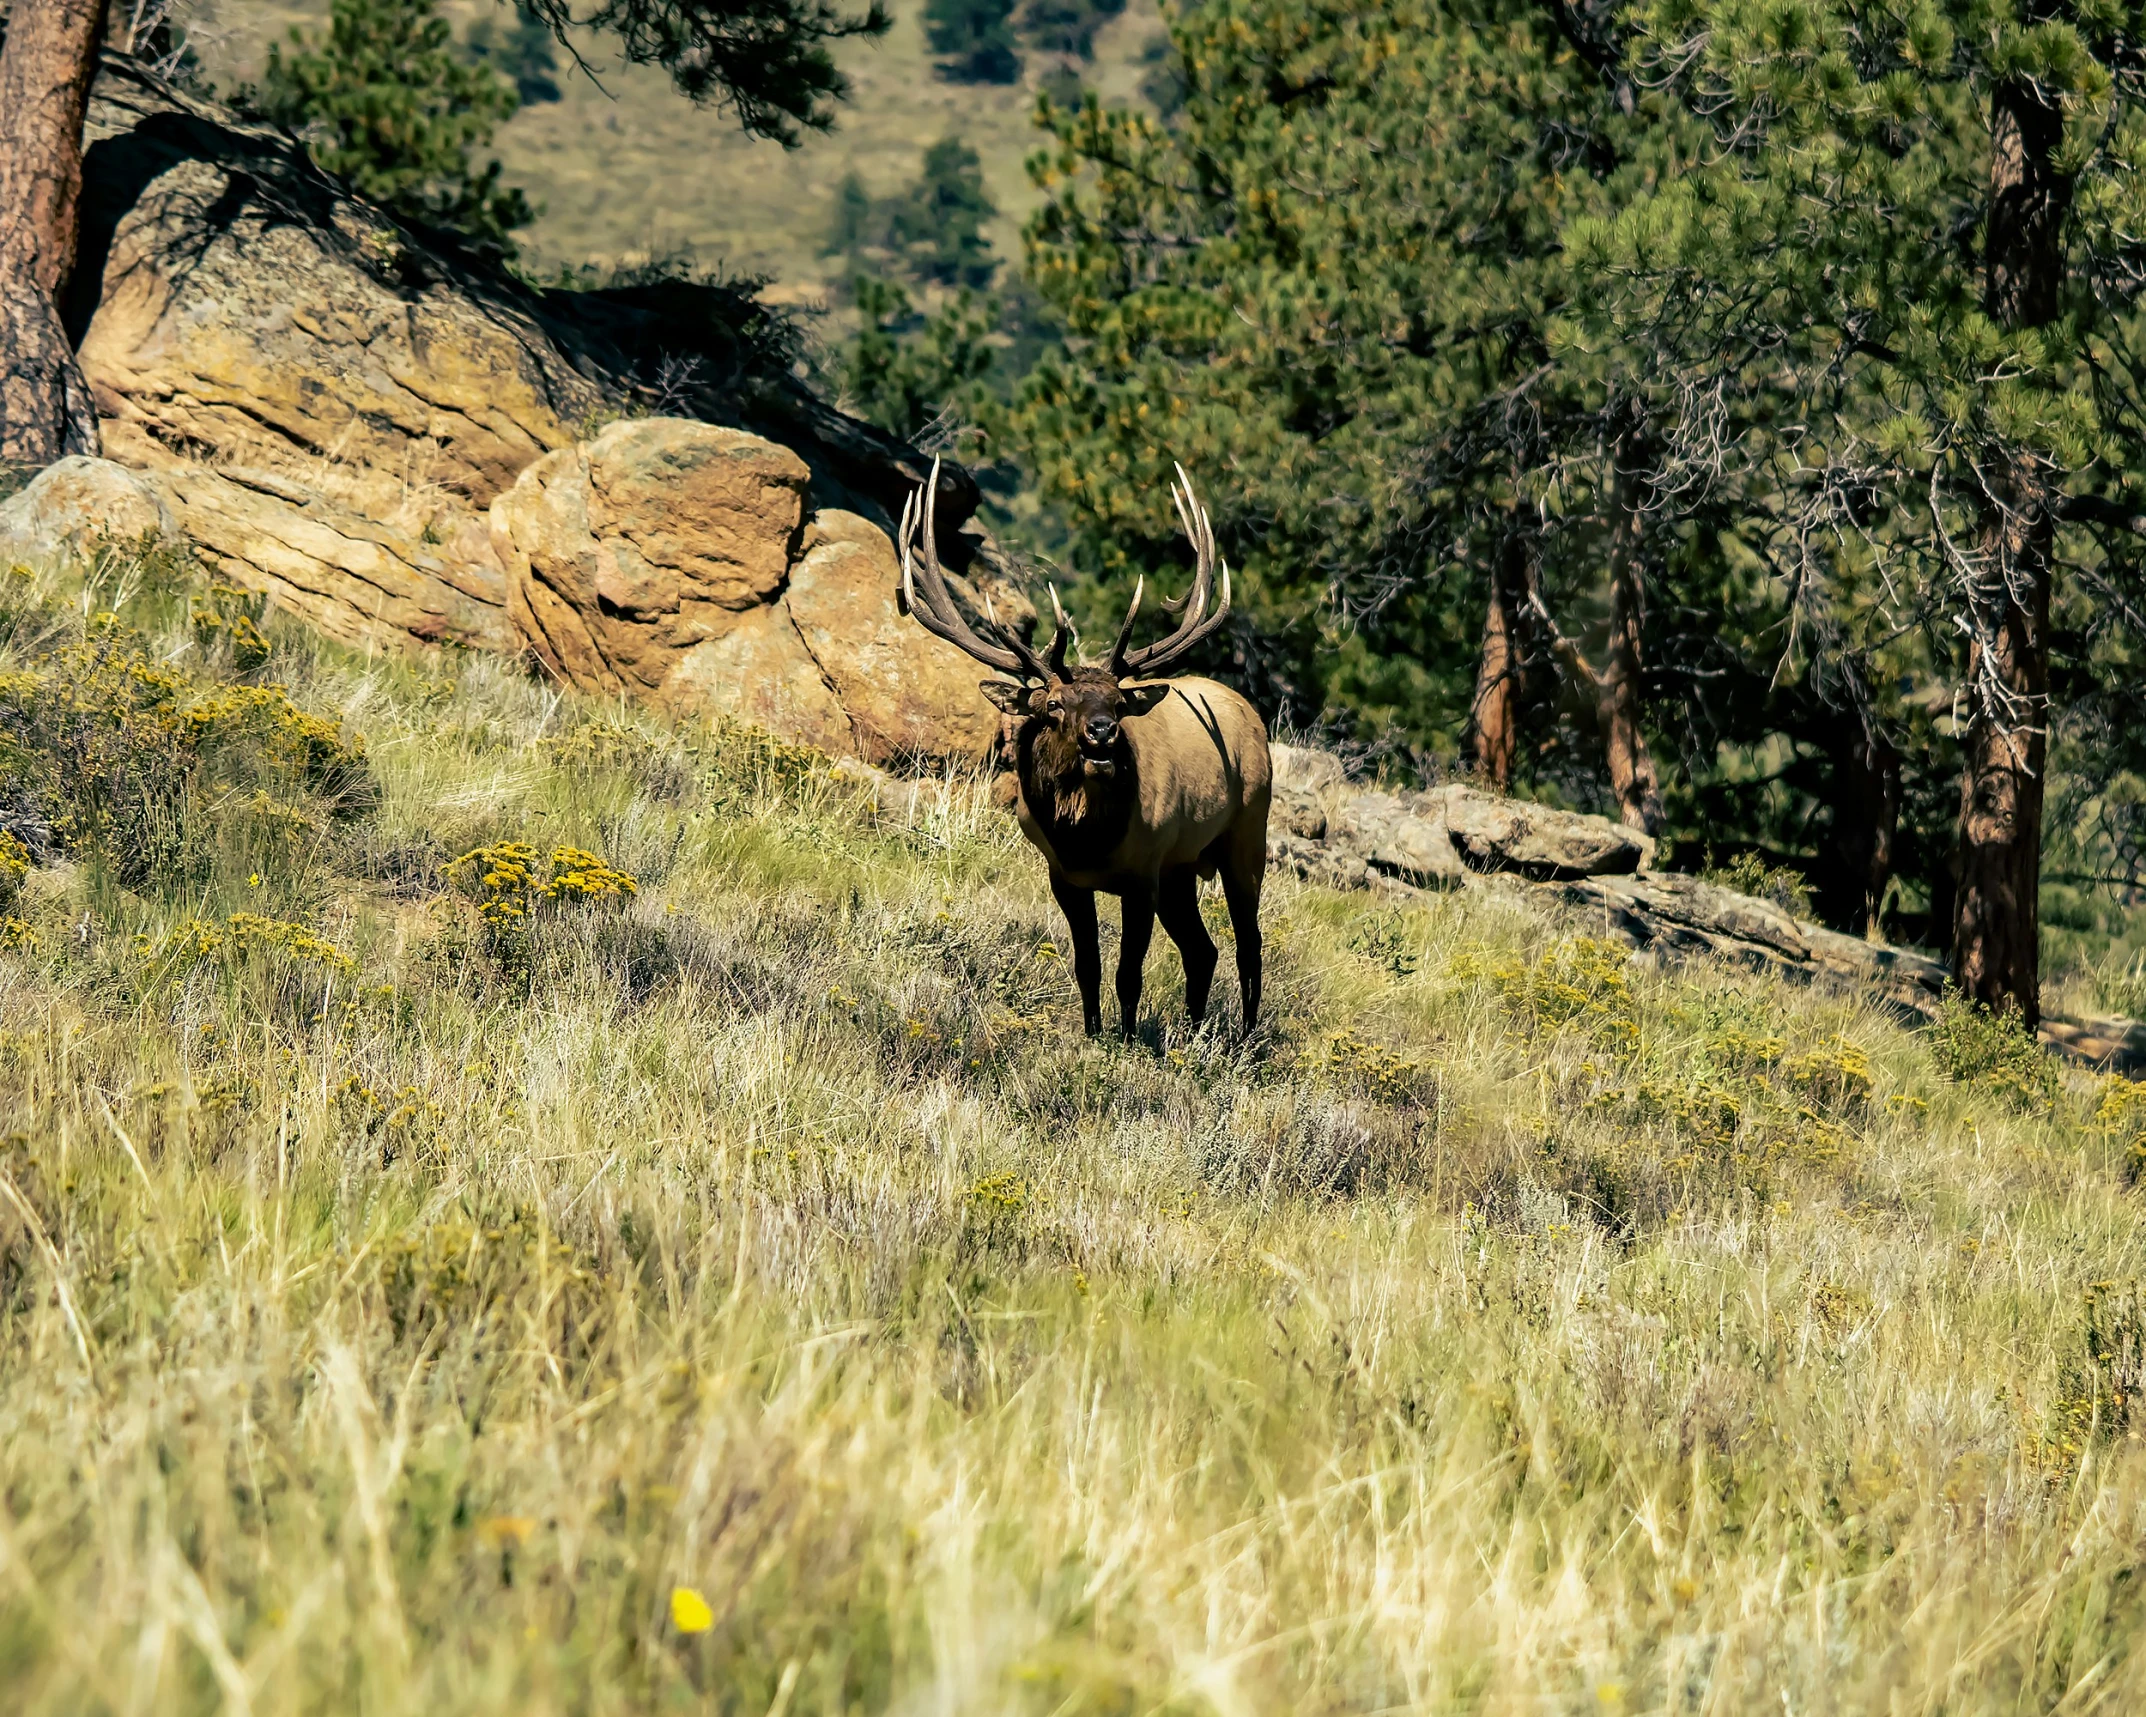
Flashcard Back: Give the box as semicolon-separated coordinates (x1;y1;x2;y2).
900;462;1271;1037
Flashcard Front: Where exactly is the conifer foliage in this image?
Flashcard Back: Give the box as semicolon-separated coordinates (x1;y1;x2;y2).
1577;0;2146;1023
1004;0;2146;1017
248;0;534;254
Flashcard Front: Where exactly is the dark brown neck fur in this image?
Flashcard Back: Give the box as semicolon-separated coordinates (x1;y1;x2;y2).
1018;720;1136;870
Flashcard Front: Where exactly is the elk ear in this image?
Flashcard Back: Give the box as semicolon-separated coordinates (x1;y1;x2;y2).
1120;681;1172;718
979;679;1034;715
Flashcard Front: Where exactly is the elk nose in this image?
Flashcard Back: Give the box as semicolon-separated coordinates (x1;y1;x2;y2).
1084;715;1116;742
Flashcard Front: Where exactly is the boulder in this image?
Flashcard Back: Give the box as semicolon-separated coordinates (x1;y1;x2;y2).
1276;790;1328;842
1271;743;1345;794
1437;786;1654;879
0;457;174;561
493;420;811;696
492;423;1005;765
76;125;596;513
661;604;854;754
144;460;520;654
783;511;1001;766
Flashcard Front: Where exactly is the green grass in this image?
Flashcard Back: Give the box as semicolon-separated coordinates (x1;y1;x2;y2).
6;540;2146;1713
196;0;1166;298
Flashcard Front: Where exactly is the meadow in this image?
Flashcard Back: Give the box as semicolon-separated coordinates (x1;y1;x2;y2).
4;539;2146;1714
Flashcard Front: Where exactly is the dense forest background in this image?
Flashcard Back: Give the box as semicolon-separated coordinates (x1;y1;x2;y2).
19;0;2146;1019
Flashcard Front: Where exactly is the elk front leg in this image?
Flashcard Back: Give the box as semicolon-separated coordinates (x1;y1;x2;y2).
1050;873;1104;1036
1115;884;1155;1040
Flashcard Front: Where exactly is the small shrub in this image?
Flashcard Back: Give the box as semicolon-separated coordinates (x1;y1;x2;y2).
0;829;27;909
140;912;356;974
1701;850;1815;919
1927;993;2060;1111
0;613;371;889
444;840;639;981
2035;1282;2146;1469
1481;937;1640;1052
1780;1037;1875;1115
190;583;272;672
543;718;690;798
2097;1079;2146;1181
1347;915;1419;981
1321;1027;1429;1107
697;716;831;804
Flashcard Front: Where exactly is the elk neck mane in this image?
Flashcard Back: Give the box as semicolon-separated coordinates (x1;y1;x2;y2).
1018;716;1136;868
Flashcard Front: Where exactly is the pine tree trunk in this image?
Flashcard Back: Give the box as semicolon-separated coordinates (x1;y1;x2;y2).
1953;80;2071;1027
1468;530;1527;791
0;0;107;466
1599;439;1662;835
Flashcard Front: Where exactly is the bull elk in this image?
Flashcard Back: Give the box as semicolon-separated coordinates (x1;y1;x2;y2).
899;461;1271;1038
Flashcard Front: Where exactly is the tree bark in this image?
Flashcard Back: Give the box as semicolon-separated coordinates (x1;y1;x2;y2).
1468;528;1528;791
0;0;107;466
1599;436;1662;835
1954;461;2052;1025
1952;79;2071;1027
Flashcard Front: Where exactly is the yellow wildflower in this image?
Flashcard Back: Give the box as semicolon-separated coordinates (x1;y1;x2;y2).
669;1585;715;1633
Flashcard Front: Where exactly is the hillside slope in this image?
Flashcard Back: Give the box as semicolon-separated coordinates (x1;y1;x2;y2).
4;541;2146;1710
190;0;1164;291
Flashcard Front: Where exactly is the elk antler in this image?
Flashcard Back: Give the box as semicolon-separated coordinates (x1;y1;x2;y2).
1111;464;1233;678
898;458;1066;683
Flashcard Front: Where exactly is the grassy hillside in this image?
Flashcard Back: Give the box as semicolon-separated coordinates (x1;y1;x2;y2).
5;539;2146;1713
191;0;1162;294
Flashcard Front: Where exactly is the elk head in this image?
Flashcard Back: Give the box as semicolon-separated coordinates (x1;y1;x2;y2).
898;459;1232;780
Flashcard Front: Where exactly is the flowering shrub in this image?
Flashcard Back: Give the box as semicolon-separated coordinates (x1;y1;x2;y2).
444;841;639;978
0;829;27;910
189;583;271;672
140;912;356;974
0;611;370;888
1462;937;1641;1053
1928;992;2061;1111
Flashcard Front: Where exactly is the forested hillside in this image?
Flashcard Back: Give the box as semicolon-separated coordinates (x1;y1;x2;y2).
188;0;1165;288
9;0;2140;1020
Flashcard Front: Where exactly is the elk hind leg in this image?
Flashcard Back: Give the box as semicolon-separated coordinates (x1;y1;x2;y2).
1156;867;1218;1023
1050;873;1104;1037
1217;827;1266;1031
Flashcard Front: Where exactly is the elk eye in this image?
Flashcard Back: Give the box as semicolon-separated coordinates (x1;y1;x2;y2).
1047;701;1061;714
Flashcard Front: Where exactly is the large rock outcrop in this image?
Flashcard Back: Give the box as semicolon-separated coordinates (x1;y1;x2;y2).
491;421;1006;763
1247;744;2143;1070
52;55;1010;766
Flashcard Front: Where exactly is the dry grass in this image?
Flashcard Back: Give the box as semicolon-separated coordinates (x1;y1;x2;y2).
5;541;2146;1713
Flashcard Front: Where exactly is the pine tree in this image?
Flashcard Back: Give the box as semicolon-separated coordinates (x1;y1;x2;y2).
249;0;534;254
1581;0;2146;1021
1004;0;1646;781
885;136;998;289
0;0;891;461
823;171;876;259
466;3;563;105
839;276;997;440
925;0;1022;85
